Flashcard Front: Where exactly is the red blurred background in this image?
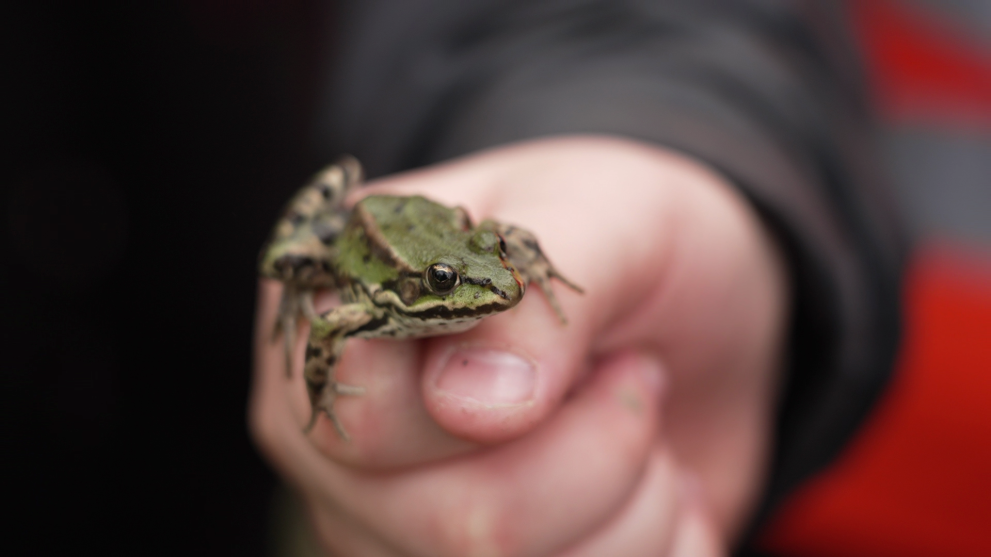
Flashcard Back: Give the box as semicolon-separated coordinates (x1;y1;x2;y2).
759;1;991;555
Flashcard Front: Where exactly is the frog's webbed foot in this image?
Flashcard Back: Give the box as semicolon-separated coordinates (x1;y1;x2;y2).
302;303;377;440
530;269;583;325
483;221;584;324
525;264;583;325
303;379;367;440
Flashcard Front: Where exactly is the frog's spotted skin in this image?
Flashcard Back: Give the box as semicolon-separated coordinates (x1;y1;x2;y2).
259;157;360;381
259;157;582;440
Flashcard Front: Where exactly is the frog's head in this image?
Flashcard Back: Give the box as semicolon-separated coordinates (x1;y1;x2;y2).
400;227;526;319
353;196;526;322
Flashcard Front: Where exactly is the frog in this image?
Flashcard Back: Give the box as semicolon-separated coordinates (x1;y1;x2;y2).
259;156;582;440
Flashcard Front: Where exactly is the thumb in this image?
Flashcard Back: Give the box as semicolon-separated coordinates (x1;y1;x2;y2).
418;281;591;444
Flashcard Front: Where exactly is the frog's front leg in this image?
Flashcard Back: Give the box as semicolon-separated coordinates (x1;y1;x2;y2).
481;221;583;324
302;303;381;440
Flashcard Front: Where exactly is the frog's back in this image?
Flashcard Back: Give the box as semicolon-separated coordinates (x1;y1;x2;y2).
357;195;471;270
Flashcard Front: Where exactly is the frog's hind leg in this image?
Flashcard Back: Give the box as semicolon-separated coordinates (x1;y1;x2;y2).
482;221;584;324
302;336;364;439
301;303;378;441
271;286;321;379
306;155;364;210
272;285;301;378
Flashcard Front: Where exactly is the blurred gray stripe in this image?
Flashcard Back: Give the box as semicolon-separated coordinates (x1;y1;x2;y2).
883;126;991;246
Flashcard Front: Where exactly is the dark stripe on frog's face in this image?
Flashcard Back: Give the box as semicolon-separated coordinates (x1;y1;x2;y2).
391;300;509;321
375;274;516;317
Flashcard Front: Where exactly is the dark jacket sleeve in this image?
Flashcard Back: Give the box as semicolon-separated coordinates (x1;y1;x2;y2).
317;0;906;551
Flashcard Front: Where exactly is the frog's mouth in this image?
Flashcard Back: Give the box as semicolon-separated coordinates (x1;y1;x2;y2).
497;245;527;298
401;275;520;318
401;301;513;321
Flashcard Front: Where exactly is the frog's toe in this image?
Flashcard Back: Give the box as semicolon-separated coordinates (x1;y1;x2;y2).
280;315;296;378
302;402;351;442
303;380;365;440
327;411;352;443
303;395;346;438
550;268;584;295
272;287;302;376
534;276;570;325
333;382;365;396
303;407;321;434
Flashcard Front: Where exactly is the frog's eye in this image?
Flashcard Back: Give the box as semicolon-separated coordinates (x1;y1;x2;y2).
497;235;508;257
425;263;459;295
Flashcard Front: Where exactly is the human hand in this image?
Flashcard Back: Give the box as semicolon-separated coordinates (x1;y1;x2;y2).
251;136;788;556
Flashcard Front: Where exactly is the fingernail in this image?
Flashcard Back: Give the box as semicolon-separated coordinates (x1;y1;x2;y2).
434;347;536;405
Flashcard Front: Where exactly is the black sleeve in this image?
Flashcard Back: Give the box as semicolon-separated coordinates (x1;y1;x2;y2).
317;0;906;551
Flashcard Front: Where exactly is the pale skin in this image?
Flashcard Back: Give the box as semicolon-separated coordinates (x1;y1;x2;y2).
251;136;789;556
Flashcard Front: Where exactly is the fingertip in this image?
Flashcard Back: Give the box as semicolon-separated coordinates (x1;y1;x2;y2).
418;287;595;444
423;341;545;444
421;330;667;448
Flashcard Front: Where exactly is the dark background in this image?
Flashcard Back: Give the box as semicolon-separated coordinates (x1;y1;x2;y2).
6;1;991;556
4;2;334;554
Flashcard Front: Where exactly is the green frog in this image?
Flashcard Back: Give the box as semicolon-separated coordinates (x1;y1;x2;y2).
259;156;582;440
